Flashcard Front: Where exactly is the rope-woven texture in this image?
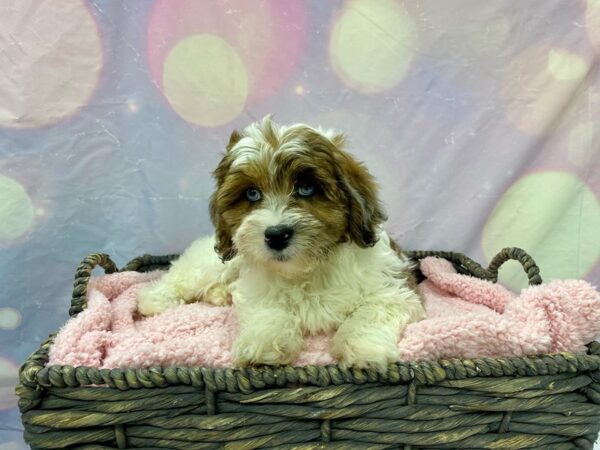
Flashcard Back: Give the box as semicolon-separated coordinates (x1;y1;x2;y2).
68;253;118;317
404;247;542;286
19;343;600;396
69;254;177;317
16;249;600;448
19;366;600;448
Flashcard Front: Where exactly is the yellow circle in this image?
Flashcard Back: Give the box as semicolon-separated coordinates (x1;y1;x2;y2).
547;49;588;81
0;0;102;128
0;357;18;410
0;175;34;243
0;308;21;330
329;0;416;93
502;46;589;135
482;172;600;290
163;34;248;127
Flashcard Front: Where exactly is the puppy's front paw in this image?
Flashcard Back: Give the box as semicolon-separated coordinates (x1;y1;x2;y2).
332;332;399;373
232;329;302;366
205;284;232;306
137;282;183;316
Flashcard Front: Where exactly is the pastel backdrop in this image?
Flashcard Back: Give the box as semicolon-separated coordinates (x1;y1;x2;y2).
0;1;599;447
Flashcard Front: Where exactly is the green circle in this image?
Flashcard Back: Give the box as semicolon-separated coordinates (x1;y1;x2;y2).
0;175;34;242
0;308;21;330
163;34;249;127
482;171;600;290
330;0;416;93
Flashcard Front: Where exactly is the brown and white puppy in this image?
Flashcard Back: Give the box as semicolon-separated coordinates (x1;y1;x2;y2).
137;116;424;370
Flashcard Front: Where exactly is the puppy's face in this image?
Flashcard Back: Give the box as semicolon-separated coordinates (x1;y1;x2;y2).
210;118;386;274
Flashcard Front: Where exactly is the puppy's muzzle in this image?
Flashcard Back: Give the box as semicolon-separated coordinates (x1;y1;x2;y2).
264;225;294;251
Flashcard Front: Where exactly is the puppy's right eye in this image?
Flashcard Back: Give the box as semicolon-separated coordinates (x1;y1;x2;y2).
245;187;262;202
297;182;316;197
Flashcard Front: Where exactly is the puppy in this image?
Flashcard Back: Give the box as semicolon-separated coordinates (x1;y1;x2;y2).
137;116;424;371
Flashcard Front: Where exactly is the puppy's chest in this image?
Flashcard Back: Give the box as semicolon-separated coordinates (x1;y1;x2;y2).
292;289;354;335
278;284;359;334
235;276;358;334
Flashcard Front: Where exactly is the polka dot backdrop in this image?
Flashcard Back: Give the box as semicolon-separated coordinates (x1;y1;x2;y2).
0;1;599;446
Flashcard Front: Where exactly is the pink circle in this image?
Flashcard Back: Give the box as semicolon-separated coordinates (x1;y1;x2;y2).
147;0;307;105
0;0;104;129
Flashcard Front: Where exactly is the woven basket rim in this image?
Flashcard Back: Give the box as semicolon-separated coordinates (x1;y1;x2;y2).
17;246;600;400
26;342;600;392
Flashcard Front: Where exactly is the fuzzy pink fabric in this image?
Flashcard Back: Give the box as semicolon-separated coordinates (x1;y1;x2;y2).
48;257;600;368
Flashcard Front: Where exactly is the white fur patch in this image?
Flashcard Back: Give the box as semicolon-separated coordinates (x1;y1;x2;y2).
230;137;262;168
230;120;338;168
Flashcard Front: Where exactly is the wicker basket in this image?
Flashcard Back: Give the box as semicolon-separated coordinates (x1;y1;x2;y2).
16;248;600;449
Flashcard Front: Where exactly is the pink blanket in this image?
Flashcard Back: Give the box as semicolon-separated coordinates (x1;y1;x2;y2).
48;257;600;369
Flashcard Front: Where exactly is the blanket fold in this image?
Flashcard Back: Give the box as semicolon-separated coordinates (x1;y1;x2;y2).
48;257;600;368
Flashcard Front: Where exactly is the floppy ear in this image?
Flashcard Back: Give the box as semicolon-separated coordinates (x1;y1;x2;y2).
209;193;236;262
334;145;387;247
209;136;239;262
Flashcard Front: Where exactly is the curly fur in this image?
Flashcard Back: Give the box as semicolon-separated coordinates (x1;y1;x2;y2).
137;117;424;371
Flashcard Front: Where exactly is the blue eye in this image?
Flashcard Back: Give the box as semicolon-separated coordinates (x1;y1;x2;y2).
297;182;316;197
245;187;262;202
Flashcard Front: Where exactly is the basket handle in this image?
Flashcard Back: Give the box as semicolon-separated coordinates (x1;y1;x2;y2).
69;253;118;317
405;247;542;286
487;247;542;285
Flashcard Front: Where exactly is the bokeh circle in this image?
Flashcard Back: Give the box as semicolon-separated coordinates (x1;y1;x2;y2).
329;0;417;93
0;175;34;243
0;157;55;245
163;35;248;127
0;307;21;330
147;0;306;127
0;0;102;128
482;171;600;290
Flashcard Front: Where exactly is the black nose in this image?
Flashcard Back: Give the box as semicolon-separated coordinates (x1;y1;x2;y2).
264;225;294;251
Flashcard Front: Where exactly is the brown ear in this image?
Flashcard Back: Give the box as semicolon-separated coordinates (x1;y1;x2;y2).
209;152;237;262
226;130;242;151
335;149;387;247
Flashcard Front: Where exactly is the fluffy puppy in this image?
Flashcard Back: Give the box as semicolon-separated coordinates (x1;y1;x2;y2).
137;117;424;371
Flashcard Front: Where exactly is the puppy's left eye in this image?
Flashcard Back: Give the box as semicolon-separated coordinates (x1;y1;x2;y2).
245;187;262;202
297;182;316;197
